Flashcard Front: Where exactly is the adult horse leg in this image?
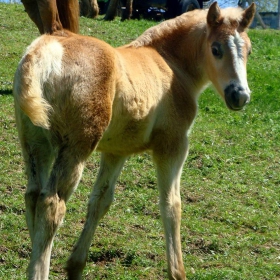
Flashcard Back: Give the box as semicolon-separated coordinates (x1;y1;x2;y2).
22;0;63;34
57;0;80;33
153;137;189;280
27;142;92;280
21;0;45;34
37;0;63;33
22;0;79;33
66;152;127;280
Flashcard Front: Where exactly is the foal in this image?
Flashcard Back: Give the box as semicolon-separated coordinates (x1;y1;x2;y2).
13;3;256;279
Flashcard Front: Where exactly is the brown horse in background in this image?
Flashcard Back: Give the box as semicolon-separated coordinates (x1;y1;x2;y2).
80;0;100;18
22;0;80;34
13;3;256;279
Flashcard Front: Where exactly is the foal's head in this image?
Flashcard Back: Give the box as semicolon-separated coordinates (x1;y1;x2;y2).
205;2;256;111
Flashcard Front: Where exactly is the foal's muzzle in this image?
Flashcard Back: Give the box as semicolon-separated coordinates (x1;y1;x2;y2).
224;84;250;111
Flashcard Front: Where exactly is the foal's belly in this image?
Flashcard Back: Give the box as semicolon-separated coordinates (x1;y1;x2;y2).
96;118;154;156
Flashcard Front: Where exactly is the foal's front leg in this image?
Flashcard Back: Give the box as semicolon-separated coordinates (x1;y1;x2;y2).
66;152;126;280
153;138;189;280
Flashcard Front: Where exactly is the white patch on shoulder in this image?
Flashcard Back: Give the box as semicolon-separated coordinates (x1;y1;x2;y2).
227;31;248;90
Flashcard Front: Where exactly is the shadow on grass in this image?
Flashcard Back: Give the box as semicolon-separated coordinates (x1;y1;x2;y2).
88;249;138;267
0;90;12;95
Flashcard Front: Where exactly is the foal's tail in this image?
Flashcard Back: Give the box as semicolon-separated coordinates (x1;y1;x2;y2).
13;61;52;130
13;38;63;130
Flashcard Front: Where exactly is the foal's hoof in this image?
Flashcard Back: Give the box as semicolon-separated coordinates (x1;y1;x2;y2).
65;260;84;280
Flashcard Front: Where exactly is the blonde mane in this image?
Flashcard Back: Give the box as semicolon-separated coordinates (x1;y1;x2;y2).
128;10;206;48
221;6;244;25
129;7;245;48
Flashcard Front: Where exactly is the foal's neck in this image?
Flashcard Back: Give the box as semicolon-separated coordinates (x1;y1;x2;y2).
154;19;208;92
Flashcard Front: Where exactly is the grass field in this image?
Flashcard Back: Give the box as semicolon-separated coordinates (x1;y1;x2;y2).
0;3;280;279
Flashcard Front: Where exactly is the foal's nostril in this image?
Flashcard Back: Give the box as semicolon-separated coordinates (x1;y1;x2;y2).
241;92;250;105
224;84;250;110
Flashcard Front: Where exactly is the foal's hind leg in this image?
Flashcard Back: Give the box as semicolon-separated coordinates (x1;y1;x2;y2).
16;114;54;243
153;138;189;280
66;152;126;280
24;135;54;243
27;145;87;280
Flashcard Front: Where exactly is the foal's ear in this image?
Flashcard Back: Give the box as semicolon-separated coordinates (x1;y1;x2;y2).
207;2;222;27
240;3;256;30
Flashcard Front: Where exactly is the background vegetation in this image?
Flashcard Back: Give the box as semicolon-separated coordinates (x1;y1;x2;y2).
0;3;279;279
218;0;279;11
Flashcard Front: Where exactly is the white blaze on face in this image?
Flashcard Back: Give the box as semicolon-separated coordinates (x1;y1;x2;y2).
227;31;250;93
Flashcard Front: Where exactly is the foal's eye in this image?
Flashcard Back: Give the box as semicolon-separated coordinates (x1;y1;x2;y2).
212;47;220;57
211;42;223;59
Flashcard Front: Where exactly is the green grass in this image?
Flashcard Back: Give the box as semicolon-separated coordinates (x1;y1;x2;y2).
1;3;280;279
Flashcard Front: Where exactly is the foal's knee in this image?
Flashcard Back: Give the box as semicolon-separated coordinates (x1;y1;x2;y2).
37;192;66;230
160;195;182;218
